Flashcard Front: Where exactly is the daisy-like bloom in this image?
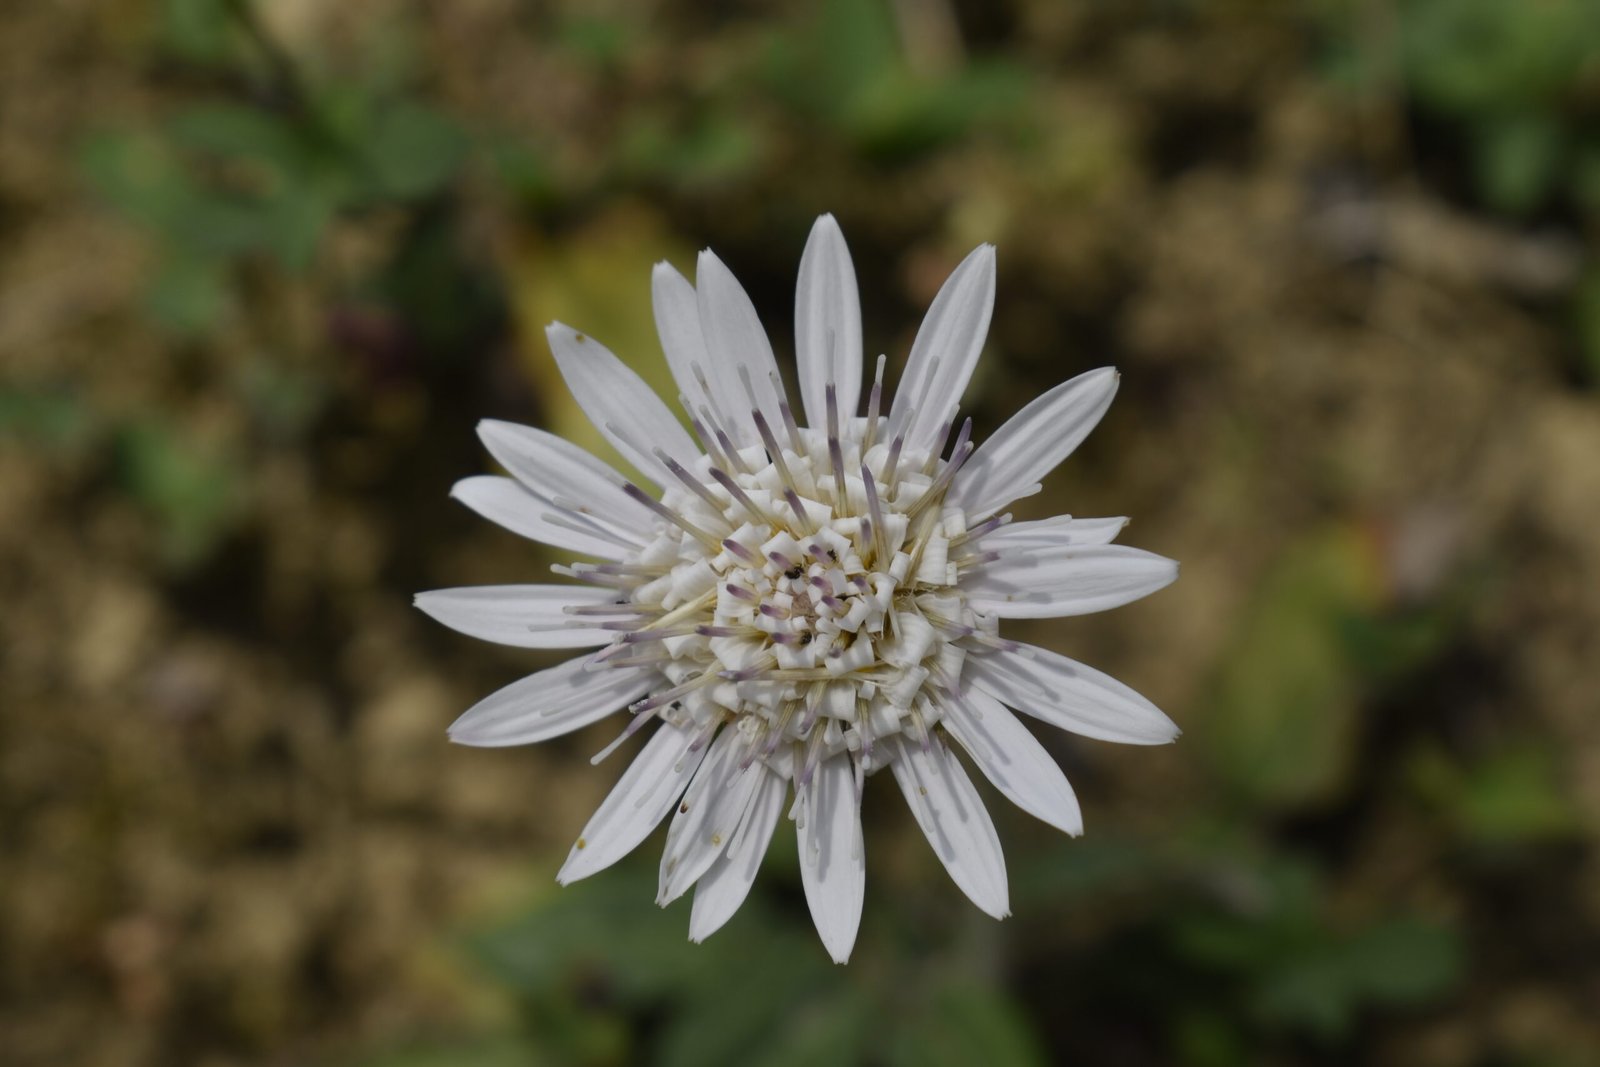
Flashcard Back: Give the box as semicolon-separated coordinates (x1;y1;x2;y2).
417;216;1178;963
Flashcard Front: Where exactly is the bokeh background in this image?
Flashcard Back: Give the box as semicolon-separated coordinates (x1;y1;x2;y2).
4;0;1600;1064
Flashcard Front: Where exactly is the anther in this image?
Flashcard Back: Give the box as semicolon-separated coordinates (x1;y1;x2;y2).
621;483;722;552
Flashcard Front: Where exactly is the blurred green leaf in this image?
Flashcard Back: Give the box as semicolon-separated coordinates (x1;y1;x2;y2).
79;131;191;234
0;388;94;451
1200;528;1376;808
889;978;1047;1067
1573;268;1600;387
158;0;236;65
1170;852;1461;1039
167;103;302;169
147;253;231;333
1471;113;1564;215
1248;917;1461;1037
1401;0;1600;112
1410;742;1581;843
115;420;241;565
352;1036;536;1067
362;103;468;200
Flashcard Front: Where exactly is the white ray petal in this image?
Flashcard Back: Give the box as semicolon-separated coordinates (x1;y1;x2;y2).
450;476;637;560
968;644;1180;745
697;248;789;447
798;753;867;963
658;729;765;905
888;244;995;453
558;721;709;885
689;767;786;942
447;656;652;747
545;323;700;485
964;544;1178;618
950;366;1119;518
889;735;1009;919
976;515;1128;550
653;262;717;425
477;420;657;532
795;214;863;427
939;688;1083;836
415;584;620;648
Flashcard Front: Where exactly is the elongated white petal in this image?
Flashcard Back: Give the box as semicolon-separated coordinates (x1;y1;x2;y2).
976;515;1128;550
658;729;764;905
889;735;1009;919
689;768;786;942
796;214;863;426
940;688;1082;836
889;244;995;452
415;585;620;648
653;262;717;424
968;644;1180;745
477;420;656;533
545;323;700;485
798;754;866;963
696;249;789;448
950;366;1119;518
450;476;636;560
558;721;709;885
964;544;1178;618
447;656;652;747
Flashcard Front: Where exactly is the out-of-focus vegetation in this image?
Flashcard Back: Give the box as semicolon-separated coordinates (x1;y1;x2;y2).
3;0;1600;1064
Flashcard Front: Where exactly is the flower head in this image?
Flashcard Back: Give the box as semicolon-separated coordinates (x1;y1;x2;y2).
418;216;1178;962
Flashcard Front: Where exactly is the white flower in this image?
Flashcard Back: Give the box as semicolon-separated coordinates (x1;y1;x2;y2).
417;215;1179;963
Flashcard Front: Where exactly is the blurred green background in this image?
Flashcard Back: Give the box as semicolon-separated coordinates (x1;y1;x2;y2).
3;0;1600;1064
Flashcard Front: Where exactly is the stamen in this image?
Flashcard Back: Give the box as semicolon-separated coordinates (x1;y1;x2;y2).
863;354;886;451
753;413;809;530
949;513;1011;548
707;467;780;525
630;669;720;713
590;708;659;764
551;564;635;589
683;401;731;470
775;381;805;453
692;363;738;451
538;508;640;552
583;650;672;671
783;488;815;532
904;429;974;521
881;434;904;489
621;483;722;552
861;463;890;565
721;538;760;565
563;603;663;617
709;418;750;475
656;449;732;519
695;624;761;638
579;562;670;577
825;382;848;512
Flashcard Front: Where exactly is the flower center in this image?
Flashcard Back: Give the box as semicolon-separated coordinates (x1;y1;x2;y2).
574;386;1002;775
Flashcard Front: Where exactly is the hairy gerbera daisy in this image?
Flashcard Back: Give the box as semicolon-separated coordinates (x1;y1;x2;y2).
418;215;1178;962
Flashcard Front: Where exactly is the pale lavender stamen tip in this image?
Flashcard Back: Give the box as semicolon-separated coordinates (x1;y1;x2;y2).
723;538;758;563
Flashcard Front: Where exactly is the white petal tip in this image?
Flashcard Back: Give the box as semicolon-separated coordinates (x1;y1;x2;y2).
819;934;856;964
